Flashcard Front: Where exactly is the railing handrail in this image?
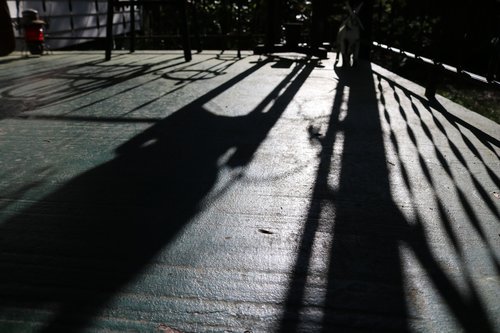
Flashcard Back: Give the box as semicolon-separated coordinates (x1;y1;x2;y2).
372;41;500;90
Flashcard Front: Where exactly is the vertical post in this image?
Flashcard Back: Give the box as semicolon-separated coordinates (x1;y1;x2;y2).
359;0;374;60
130;0;135;53
95;0;100;30
425;0;441;99
179;0;192;61
191;0;202;53
105;0;113;60
265;0;280;51
425;63;439;100
68;0;74;31
310;0;324;48
237;0;242;58
220;0;228;51
15;0;20;31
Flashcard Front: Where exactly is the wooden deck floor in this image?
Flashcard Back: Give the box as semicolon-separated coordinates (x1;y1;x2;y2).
0;51;499;333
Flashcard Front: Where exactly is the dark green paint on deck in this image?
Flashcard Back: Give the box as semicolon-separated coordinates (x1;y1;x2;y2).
0;51;499;333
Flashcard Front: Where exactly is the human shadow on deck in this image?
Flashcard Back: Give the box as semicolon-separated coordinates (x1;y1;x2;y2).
279;63;496;332
0;57;317;331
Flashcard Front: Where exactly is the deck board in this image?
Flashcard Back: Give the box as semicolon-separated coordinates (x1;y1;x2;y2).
0;51;499;333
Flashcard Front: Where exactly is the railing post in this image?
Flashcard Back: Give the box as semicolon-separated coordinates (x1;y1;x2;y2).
179;0;192;61
359;0;374;60
265;0;280;52
310;0;324;48
425;63;440;100
191;0;202;53
105;0;113;61
237;0;241;58
130;0;135;53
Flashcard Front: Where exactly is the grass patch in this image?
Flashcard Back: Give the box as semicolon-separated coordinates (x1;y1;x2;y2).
437;80;500;124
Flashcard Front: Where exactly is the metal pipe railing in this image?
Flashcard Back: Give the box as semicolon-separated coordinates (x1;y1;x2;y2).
372;41;500;98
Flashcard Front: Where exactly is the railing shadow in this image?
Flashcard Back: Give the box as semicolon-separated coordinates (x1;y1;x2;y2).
279;62;497;332
375;72;500;228
374;71;499;332
0;54;240;120
0;56;318;331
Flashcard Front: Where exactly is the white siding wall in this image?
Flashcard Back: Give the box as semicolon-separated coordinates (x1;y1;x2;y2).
7;0;140;49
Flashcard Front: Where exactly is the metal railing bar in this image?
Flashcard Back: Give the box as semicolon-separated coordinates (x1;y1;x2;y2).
111;0;180;4
372;41;500;87
15;13;110;19
15;36;107;39
14;0;109;2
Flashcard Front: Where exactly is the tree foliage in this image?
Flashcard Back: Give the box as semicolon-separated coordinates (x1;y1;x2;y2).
138;0;499;73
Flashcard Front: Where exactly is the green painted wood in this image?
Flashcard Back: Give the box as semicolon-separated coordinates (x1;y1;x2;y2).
0;51;499;333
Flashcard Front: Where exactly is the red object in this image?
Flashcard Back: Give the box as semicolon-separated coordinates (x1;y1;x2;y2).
24;24;44;42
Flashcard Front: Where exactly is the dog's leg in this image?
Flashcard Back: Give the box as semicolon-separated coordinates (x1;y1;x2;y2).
342;40;350;67
352;39;360;66
336;27;346;67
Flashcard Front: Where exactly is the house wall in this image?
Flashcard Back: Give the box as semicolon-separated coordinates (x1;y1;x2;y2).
7;0;140;49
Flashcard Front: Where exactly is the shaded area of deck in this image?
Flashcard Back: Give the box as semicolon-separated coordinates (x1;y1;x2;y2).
0;51;499;333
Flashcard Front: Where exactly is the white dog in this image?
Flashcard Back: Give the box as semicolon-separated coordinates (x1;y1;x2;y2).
336;3;363;67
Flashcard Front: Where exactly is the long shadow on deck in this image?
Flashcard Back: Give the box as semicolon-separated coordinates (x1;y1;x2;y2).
279;63;496;332
0;57;317;331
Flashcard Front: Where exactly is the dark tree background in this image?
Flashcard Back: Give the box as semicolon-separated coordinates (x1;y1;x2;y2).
371;0;499;74
135;0;499;76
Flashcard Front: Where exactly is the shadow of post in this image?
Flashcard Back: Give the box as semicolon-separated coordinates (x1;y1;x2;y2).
279;62;409;332
320;64;409;332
